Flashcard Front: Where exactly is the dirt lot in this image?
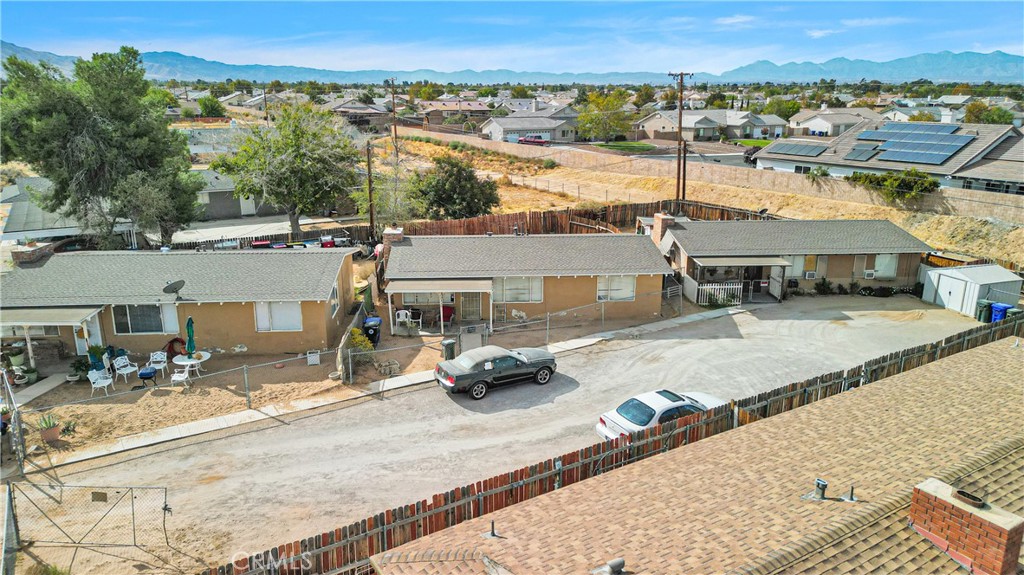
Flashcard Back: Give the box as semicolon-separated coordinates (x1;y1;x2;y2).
20;352;361;462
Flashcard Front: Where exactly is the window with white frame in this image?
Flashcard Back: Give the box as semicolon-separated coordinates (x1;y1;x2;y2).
783;256;805;278
6;325;59;337
112;304;180;334
329;283;340;317
254;301;303;332
402;292;454;305
493;277;543;303
597;276;636;301
874;254;899;279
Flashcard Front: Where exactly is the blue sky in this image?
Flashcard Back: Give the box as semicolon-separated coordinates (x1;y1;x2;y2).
2;1;1022;74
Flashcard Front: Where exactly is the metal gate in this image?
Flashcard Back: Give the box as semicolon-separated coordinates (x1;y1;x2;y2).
1;378;25;474
11;482;170;548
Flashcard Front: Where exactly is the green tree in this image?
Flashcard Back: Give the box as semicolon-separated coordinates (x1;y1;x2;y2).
181;107;196;119
659;87;678;109
574;85;590;106
166;78;180;89
267;80;285;93
442;113;468;125
965;101;1014;124
845;168;939;205
907;111;937;122
146;87;178;107
197;95;227;117
356;88;381;104
490;106;510;117
477;87;498;97
410;155;499;219
0;47;202;247
951;83;973;95
762;99;802;121
633;84;656;107
229;79;254;94
510;85;533;99
706;92;727;108
577;89;632;142
212;102;361;235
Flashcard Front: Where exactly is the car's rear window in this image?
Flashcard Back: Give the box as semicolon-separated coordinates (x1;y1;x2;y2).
616;398;655;426
656;390;684;402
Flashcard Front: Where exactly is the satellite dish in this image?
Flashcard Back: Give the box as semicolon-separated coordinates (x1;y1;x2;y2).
163;280;186;296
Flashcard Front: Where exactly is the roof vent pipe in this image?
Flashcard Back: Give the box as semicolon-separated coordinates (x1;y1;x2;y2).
814;478;828;500
590;558;626;575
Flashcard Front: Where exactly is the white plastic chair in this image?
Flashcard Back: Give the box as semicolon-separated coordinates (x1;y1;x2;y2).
88;370;115;397
147;351;168;378
170;368;191;390
396;309;422;329
112;356;139;384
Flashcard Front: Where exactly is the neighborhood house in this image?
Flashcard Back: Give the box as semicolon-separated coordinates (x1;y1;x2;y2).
382;229;673;335
0;249;355;360
651;214;931;304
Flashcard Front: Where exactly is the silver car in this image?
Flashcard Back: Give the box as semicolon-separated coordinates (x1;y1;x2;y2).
596;389;727;441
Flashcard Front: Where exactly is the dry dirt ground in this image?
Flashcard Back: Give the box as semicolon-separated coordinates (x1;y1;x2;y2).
400;140;1024;266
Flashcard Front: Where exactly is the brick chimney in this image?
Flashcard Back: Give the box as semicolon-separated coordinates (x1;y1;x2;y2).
909;478;1024;575
382;225;404;245
651;212;675;247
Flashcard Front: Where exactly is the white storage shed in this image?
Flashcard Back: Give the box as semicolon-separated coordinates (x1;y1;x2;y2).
922;264;1022;317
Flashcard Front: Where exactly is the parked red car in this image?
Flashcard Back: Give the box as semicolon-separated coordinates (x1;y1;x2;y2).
517;136;548;146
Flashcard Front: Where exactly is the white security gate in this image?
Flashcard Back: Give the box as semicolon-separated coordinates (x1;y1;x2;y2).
769;266;784;300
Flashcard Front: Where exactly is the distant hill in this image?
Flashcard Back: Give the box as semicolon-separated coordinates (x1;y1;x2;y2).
2;41;1021;84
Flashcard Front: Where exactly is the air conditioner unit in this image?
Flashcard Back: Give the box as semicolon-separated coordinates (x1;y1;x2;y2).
804;271;817;280
863;270;876;280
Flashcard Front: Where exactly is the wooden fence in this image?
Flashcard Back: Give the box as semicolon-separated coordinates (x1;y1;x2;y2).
200;315;1024;575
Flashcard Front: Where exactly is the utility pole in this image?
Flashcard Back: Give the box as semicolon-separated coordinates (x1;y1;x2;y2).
262;84;270;127
669;71;693;202
386;77;400;197
366;142;376;232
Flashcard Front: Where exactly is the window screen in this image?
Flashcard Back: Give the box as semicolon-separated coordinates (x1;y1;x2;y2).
597;276;636;301
255;301;303;332
112;305;165;334
874;254;898;279
493;277;543;303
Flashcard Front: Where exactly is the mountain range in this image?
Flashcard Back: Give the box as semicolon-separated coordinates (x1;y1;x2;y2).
2;41;1022;85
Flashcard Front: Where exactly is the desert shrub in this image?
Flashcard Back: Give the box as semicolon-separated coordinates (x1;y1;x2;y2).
542;159;557;169
835;283;849;295
872;286;894;298
346;327;375;365
858;286;875;296
575;200;605;211
848;281;860;295
813;278;834;295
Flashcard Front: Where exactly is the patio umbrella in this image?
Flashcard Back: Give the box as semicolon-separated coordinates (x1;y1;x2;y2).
185;316;196;359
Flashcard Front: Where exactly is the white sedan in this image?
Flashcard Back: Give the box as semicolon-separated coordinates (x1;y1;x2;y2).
596;389;728;442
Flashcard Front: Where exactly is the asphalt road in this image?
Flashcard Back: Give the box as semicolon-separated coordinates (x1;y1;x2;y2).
51;296;979;567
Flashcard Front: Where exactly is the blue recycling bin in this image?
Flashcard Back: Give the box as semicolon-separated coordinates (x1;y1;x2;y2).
990;303;1013;322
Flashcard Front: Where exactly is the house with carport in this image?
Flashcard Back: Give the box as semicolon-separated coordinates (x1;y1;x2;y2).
650;213;931;304
0;249;355;368
381;230;673;336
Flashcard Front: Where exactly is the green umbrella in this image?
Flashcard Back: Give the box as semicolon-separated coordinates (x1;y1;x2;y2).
185;316;196;359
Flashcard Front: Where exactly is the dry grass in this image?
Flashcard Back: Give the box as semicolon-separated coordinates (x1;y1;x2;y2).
496;183;578;213
402;139;551;177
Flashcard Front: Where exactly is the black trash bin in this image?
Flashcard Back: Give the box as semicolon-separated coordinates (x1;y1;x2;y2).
441;339;457;361
976;300;993;322
362;316;382;347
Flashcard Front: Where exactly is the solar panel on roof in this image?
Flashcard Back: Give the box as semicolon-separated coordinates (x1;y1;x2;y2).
771;143;827;157
853;143;878;150
844;149;878;161
877;150;950;165
880;122;958;134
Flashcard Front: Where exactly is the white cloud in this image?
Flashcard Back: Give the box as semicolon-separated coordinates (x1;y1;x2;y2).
806;29;841;39
840;17;914;28
714;14;756;26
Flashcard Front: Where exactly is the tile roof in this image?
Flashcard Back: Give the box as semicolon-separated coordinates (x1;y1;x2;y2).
506;105;578;119
0;250;354;307
790;108;882;125
663;219;932;256
385;235;673;280
372;338;1024;575
953;134;1024;182
755;121;1020;177
481;117;568;131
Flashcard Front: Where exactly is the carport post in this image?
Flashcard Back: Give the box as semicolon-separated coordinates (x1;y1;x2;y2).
439;296;444;336
243;366;251;409
388;293;395;336
488;290;493;334
23;329;36;369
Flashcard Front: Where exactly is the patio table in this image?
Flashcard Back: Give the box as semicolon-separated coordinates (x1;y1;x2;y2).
172;351;210;378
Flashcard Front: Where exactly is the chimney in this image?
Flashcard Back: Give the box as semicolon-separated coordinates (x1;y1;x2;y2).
530;99;538;112
651;212;675;247
382;224;404;245
909;478;1024;575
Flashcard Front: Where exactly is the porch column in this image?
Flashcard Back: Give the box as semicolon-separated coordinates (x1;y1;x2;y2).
23;328;36;369
489;290;493;334
439;296;444;336
388;293;395;336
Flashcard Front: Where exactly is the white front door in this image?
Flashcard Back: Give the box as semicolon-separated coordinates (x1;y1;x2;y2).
74;315;103;355
240;195;257;216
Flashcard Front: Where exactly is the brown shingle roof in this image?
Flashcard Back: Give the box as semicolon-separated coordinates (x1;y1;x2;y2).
372;339;1024;575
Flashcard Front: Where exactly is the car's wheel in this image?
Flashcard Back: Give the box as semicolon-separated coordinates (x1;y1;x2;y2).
469;382;488;400
534;367;552;385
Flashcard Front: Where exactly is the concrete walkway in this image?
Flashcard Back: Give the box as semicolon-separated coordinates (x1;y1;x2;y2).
49;305;751;467
13;373;67;405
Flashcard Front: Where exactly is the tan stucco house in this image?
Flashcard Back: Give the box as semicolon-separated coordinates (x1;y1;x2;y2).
0;249;355;364
382;231;673;335
651;214;931;304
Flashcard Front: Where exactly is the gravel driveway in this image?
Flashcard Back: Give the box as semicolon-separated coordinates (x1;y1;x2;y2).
39;295;979;573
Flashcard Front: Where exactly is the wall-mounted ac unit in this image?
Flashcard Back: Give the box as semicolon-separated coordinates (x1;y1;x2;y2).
863;270;876;280
804;271;817;280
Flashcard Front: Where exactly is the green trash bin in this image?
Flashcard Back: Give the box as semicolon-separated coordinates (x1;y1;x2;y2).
976;299;993;322
1005;308;1022;319
440;339;457;361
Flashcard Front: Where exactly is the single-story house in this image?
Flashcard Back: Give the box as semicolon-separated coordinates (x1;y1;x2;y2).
791;113;869;137
921;264;1022;318
635;110;785;141
1;177;138;244
194;170;284;220
416;101;492;124
881;107;963;124
324;100;391;131
651;214;931;303
218;92;249;106
481;104;579;142
382;229;673;335
0;249;355;363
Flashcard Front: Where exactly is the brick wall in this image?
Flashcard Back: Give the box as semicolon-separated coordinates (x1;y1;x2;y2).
909;477;1024;575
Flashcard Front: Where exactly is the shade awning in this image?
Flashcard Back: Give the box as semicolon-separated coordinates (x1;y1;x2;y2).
386;279;493;293
0;306;103;327
691;256;792;267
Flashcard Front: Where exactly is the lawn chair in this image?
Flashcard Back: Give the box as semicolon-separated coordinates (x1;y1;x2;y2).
112;355;139;384
146;351;168;378
87;369;115;397
396;309;422;330
440;305;456;331
373;358;401;377
170;368;191;390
